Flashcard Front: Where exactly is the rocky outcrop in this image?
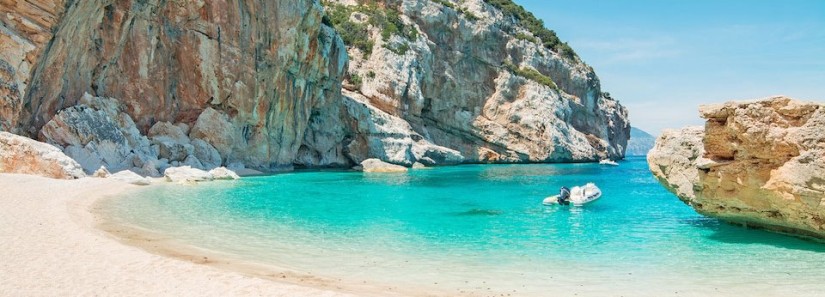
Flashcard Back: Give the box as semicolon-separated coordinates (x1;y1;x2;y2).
38;93;247;177
40;93;154;175
648;97;825;239
2;0;348;171
323;0;630;164
648;127;707;200
0;0;68;133
342;90;463;166
0;131;85;179
3;0;630;174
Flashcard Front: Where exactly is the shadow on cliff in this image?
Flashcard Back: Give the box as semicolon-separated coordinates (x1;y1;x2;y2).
683;217;825;252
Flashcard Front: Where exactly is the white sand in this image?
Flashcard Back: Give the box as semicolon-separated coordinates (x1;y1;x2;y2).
0;174;358;297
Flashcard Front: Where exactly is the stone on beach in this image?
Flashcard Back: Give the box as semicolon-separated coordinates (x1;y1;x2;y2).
209;167;240;180
0;132;86;179
360;158;408;173
110;170;153;186
164;166;214;183
93;166;111;178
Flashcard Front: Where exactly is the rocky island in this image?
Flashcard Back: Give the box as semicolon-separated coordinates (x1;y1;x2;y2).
648;96;825;239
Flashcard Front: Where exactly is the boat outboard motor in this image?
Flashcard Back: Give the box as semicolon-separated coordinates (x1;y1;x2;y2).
558;187;571;206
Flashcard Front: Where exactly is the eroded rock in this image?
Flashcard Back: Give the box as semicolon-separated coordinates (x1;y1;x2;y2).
7;0;347;171
648;96;825;239
0;132;85;179
324;0;630;163
343;91;464;166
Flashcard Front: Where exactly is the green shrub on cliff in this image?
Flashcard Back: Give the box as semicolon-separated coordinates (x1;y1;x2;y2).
483;0;578;61
323;2;373;58
322;1;419;58
432;0;455;9
514;32;537;43
503;62;558;90
433;0;479;22
376;9;418;42
386;41;410;55
349;72;363;88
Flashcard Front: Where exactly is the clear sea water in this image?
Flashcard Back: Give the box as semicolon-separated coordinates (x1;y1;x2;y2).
100;157;825;296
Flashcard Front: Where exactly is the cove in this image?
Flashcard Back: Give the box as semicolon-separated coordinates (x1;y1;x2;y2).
98;157;825;296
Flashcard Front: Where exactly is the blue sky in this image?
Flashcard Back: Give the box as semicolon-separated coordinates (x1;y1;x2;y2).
516;0;825;135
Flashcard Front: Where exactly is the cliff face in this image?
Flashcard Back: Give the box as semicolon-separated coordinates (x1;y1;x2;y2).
2;0;630;173
2;0;348;171
649;97;825;239
324;0;630;165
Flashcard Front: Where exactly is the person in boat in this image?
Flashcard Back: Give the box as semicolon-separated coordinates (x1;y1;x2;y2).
558;186;571;205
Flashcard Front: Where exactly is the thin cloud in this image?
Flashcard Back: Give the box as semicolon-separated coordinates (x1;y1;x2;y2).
572;36;683;64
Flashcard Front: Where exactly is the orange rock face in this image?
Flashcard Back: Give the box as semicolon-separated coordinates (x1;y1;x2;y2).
2;0;348;170
0;0;68;132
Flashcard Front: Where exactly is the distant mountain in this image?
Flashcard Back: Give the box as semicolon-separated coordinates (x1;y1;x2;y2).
626;127;656;156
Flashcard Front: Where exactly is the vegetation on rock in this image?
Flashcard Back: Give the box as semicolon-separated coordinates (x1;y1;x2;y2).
483;0;578;60
323;1;419;58
504;62;558;89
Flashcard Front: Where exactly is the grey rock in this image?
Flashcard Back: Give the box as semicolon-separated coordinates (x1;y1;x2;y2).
38;94;150;174
182;155;204;170
323;0;630;163
192;139;222;169
155;138;193;162
149;121;190;145
343;92;464;166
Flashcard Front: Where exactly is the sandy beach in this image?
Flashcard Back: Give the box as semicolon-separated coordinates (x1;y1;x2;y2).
0;174;357;297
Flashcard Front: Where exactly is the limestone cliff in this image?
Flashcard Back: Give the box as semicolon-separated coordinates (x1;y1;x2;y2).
322;0;630;165
648;97;825;239
2;0;348;171
2;0;630;174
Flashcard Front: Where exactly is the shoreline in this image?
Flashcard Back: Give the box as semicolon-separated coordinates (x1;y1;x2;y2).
0;173;366;296
92;196;433;297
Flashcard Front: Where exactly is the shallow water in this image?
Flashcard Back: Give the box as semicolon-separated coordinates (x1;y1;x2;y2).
101;157;825;296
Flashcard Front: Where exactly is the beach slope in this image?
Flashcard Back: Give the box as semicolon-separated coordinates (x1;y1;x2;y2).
0;174;352;296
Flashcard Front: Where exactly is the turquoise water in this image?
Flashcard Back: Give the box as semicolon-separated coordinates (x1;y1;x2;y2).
102;157;825;296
